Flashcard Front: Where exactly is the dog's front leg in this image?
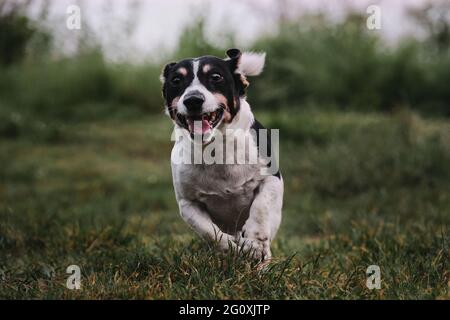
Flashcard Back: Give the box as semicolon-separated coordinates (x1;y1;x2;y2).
178;199;237;252
240;175;283;261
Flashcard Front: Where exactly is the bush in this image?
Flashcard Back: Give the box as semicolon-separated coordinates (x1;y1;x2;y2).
250;15;450;116
0;51;167;122
0;3;35;66
0;11;449;123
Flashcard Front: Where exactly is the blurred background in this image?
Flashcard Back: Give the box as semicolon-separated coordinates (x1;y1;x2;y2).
0;0;449;299
1;0;449;123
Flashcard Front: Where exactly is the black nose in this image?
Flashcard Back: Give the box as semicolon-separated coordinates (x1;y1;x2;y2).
183;92;205;113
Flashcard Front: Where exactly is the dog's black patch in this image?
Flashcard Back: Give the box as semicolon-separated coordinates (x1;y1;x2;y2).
161;59;194;119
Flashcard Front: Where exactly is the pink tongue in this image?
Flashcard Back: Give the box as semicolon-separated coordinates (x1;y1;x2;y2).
188;120;211;134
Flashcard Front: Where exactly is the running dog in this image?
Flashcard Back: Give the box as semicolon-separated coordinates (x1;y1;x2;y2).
160;49;283;261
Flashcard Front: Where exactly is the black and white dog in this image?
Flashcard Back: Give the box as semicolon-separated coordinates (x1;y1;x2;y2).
161;49;283;261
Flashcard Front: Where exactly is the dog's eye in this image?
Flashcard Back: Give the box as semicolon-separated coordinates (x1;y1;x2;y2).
171;76;182;86
210;73;223;82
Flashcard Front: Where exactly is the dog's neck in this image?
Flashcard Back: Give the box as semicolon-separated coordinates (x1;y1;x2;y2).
221;98;254;132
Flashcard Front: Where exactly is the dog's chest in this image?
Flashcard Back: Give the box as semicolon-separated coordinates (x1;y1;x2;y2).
178;163;263;233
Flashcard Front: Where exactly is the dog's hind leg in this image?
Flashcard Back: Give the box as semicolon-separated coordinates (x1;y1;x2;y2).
239;175;283;261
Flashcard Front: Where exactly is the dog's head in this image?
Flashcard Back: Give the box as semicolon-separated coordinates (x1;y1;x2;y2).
161;48;265;143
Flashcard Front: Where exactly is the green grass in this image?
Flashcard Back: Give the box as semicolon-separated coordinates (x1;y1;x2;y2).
0;109;449;299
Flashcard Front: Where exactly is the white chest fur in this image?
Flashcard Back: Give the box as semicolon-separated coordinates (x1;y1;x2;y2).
171;133;264;234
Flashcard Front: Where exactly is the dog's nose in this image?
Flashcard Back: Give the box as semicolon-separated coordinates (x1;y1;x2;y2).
183;92;205;113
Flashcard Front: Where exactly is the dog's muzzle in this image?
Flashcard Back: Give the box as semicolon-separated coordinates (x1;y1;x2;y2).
183;91;205;115
177;90;224;136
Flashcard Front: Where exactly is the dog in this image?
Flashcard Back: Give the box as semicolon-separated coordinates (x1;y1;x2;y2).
160;49;283;261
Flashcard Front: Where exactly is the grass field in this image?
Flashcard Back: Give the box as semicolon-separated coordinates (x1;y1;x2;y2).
0;109;449;299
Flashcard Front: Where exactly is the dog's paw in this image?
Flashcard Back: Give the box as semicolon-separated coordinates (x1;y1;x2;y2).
239;223;272;261
236;236;271;261
216;234;238;253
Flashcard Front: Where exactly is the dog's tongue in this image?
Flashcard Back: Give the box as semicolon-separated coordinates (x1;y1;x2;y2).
188;119;211;134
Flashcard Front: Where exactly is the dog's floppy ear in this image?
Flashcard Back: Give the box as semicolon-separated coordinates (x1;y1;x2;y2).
238;51;266;76
161;62;176;103
160;62;176;83
226;48;242;70
226;48;266;76
226;48;265;96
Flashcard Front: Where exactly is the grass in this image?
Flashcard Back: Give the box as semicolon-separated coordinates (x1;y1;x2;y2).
0;108;449;299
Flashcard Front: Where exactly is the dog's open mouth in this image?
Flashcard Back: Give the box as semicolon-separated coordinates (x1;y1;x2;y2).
177;108;224;135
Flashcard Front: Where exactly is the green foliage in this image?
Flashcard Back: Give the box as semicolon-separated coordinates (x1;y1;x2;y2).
250;15;450;115
1;52;112;119
1;12;449;123
0;4;35;66
0;51;166;126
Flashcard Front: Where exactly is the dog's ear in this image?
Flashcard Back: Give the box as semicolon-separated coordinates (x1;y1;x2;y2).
238;52;266;76
161;62;176;102
226;48;265;96
226;49;246;96
226;48;242;70
226;49;266;76
160;62;176;83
